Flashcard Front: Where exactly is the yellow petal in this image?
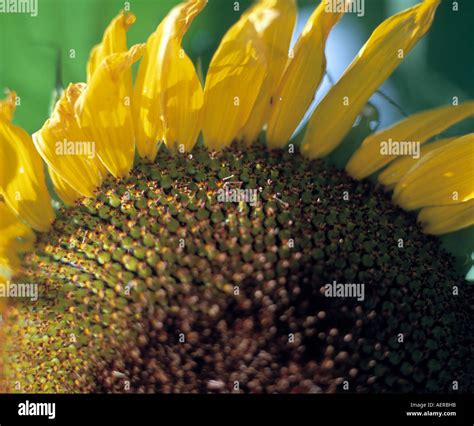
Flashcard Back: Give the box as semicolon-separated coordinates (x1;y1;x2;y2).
0;202;28;275
76;44;145;179
393;134;474;210
0;202;35;254
0;108;54;232
49;168;82;206
87;11;136;81
33;83;106;199
301;0;440;159
347;101;474;179
0;90;16;122
133;0;207;159
0;200;35;276
378;137;457;187
0;250;20;278
202;17;267;150
239;0;297;145
418;199;474;235
161;42;204;153
266;1;342;148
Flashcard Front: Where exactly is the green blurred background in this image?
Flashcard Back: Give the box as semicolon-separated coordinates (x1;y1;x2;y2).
0;0;473;277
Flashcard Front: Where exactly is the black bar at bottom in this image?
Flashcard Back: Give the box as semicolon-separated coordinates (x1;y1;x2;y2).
0;393;471;425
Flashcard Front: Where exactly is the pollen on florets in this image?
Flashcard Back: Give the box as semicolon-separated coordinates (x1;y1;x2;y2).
2;142;472;393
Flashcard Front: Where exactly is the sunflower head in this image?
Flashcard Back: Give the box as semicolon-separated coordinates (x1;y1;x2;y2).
0;0;473;393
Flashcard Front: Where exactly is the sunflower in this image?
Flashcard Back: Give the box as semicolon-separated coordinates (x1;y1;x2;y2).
0;0;473;394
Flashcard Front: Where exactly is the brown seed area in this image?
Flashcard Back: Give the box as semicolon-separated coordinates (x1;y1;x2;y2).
3;143;472;393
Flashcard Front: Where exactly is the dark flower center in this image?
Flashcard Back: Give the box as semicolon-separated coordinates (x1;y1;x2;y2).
5;143;472;393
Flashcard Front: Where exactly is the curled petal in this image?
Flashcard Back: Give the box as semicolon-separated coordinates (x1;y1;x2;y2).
33;83;105;200
202;18;267;150
302;0;441;159
267;1;342;148
76;44;145;179
0;107;54;232
347;102;474;180
87;11;136;81
418;199;474;235
133;0;207;159
393;134;474;210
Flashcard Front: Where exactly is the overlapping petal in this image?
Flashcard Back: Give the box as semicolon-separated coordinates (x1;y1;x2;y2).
160;43;204;153
378;137;457;187
49;169;82;206
33;83;106;203
133;0;207;159
346;101;474;180
76;44;145;179
238;0;297;145
202;16;267;150
266;0;342;148
0;92;54;232
393;134;474;210
301;0;440;159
